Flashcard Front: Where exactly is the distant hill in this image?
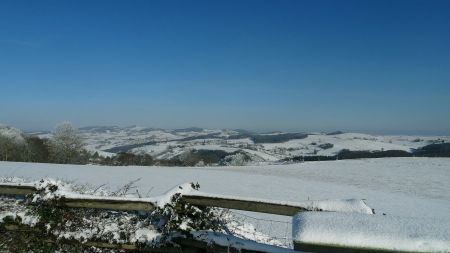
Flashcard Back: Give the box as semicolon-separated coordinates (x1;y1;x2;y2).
4;123;450;166
76;125;450;165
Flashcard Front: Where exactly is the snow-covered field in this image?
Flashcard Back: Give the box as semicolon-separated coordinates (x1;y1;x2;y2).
1;157;450;250
1;158;449;220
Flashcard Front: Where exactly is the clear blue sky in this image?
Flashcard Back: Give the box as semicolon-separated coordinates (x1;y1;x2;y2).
1;0;449;134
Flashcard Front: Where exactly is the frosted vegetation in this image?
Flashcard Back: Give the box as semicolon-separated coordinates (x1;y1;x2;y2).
0;178;246;252
1;177;352;252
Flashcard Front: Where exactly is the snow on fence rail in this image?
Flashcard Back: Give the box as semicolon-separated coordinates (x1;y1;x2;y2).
0;182;377;253
3;181;449;253
0;183;374;215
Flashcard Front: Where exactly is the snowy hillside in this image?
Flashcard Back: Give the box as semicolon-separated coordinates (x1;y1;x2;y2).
70;126;450;164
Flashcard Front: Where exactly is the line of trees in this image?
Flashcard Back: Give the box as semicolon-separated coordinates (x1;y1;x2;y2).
0;122;90;164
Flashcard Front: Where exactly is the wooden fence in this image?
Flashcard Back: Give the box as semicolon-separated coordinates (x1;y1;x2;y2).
0;182;402;253
0;183;318;215
0;183;310;253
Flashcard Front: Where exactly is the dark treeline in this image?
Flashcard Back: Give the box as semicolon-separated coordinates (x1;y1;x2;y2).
227;132;308;144
0;135;50;163
0;123;90;164
98;149;242;166
286;149;413;162
98;152;155;166
285;143;450;162
0;134;91;164
414;143;450;157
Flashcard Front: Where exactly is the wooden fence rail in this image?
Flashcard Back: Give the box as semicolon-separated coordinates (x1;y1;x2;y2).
0;182;378;253
0;183;309;252
0;183;324;216
182;194;308;216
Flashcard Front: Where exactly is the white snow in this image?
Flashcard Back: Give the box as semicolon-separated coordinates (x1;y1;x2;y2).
1;158;450;219
187;191;373;214
293;212;450;252
192;231;298;253
1;158;450;250
133;228;161;243
0;179;372;214
151;182;195;207
261;133;424;157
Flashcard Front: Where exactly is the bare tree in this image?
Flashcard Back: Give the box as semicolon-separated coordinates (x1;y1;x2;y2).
49;122;84;164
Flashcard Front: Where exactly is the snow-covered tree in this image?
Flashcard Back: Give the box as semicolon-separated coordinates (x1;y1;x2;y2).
49;122;84;164
0;125;26;161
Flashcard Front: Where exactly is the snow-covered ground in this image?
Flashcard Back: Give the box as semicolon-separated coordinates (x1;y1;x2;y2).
1;157;450;250
293;212;450;252
1;158;449;219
